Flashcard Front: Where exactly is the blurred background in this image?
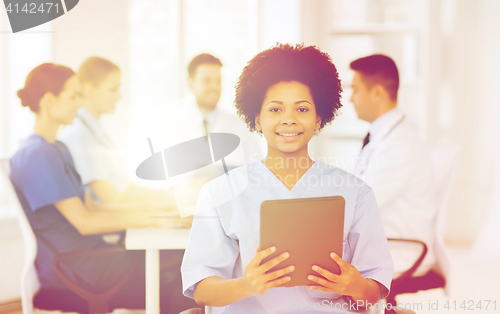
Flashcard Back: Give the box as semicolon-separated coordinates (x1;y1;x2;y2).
1;0;499;313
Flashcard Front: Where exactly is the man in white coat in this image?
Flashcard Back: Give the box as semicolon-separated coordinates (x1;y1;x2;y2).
349;54;437;281
187;53;263;167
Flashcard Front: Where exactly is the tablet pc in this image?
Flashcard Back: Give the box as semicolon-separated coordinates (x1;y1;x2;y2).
259;196;345;288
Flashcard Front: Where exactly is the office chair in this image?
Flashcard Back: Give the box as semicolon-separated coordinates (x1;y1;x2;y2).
0;159;139;314
385;142;461;306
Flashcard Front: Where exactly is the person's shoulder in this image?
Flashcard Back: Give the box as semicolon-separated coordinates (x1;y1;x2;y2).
12;135;52;159
390;117;424;143
10;135;61;174
315;160;366;183
377;117;428;159
314;161;373;196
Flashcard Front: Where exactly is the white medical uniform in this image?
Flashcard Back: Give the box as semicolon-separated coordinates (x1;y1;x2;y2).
181;161;393;314
58;107;128;193
351;107;436;277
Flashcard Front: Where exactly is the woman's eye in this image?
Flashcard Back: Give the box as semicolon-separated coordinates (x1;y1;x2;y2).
270;108;280;113
298;108;308;113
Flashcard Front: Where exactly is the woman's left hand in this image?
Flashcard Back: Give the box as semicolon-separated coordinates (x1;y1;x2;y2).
307;252;367;299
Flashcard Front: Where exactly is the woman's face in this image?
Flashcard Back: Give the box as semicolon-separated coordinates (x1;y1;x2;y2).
49;75;82;125
87;70;121;114
255;81;321;158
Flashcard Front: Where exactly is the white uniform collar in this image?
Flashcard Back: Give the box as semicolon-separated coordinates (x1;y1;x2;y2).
77;107;114;147
202;107;219;127
369;107;404;144
253;160;321;199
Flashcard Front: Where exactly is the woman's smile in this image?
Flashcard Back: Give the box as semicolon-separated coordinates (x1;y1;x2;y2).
275;131;304;141
256;81;321;158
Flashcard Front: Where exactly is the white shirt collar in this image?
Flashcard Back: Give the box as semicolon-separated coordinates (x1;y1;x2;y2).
77;107;113;147
369;107;404;143
202;107;219;128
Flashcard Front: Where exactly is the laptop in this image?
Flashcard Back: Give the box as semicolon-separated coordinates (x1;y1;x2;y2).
260;196;345;287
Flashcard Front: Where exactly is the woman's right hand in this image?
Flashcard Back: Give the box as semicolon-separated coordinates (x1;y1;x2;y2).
240;246;295;297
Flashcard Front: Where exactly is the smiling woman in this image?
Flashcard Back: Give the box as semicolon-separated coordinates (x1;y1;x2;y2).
181;43;394;313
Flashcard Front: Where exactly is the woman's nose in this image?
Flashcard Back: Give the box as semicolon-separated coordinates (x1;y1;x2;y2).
280;110;297;125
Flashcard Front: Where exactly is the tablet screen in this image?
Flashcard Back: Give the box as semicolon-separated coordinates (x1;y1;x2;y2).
259;196;345;288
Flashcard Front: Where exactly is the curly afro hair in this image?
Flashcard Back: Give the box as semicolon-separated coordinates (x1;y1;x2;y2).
234;43;342;132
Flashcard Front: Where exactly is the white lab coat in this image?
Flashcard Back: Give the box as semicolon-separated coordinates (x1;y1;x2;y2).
182;161;394;314
202;106;264;166
145;96;264;168
351;107;437;277
139;96;264;216
58;108;128;193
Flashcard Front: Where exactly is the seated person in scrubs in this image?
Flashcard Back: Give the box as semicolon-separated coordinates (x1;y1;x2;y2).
181;44;393;313
59;57;176;207
10;63;196;314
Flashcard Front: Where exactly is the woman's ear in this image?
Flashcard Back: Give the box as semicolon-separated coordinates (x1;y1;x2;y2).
255;114;262;132
315;115;322;131
38;92;55;112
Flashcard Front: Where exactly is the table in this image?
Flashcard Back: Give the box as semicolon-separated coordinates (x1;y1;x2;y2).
125;228;191;314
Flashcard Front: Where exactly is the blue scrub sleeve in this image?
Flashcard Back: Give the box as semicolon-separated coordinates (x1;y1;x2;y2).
181;185;240;299
348;184;394;299
16;145;81;212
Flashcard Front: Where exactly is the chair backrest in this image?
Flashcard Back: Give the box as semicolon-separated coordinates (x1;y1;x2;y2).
429;143;461;296
0;159;40;314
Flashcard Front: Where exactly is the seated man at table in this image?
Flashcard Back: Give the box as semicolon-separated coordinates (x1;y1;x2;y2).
349;54;437;278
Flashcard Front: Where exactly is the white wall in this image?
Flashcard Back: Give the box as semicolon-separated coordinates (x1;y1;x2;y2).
427;0;500;246
472;0;500;256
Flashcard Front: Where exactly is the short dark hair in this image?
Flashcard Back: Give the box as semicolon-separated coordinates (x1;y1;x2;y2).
79;57;120;86
349;54;399;101
234;43;342;132
17;63;75;113
187;53;223;78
